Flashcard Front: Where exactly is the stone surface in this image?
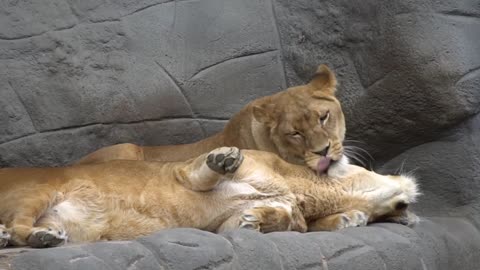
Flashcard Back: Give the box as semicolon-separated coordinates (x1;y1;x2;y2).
0;0;285;167
221;229;284;270
4;219;480;270
1;0;479;269
135;229;236;270
306;231;385;270
0;119;207;167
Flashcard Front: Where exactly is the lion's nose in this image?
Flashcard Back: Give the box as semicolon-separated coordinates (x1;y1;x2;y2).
312;143;330;156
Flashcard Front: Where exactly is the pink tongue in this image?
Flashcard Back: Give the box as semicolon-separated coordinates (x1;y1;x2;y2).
316;157;332;173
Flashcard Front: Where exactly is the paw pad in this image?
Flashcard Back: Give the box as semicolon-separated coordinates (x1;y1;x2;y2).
239;210;260;231
206;147;243;174
27;228;67;248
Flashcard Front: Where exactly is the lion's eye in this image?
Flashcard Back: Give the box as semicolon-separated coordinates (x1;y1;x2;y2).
319;111;330;125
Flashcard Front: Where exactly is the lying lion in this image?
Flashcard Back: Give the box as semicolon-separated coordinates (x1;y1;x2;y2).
0;147;419;248
76;65;345;174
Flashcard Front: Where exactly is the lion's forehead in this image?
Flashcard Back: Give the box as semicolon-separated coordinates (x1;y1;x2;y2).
279;110;324;130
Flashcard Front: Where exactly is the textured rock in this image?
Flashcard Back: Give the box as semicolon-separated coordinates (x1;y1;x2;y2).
81;241;165;270
4;220;480;270
10;246;110;270
0;0;285;167
306;231;385;270
1;0;480;269
0;82;36;144
340;226;424;270
135;229;236;270
0;0;77;40
0;22;193;132
183;50;285;118
222;229;284;270
0;119;208;167
264;231;325;269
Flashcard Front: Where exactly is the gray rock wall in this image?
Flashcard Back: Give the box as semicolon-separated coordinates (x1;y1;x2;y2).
0;0;286;167
1;0;480;269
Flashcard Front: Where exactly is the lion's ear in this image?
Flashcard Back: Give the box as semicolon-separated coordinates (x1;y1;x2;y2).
252;103;275;124
309;64;337;95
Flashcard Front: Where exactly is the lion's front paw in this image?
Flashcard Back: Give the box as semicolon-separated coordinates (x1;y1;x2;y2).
0;225;10;248
206;147;243;174
338;210;369;229
27;227;67;248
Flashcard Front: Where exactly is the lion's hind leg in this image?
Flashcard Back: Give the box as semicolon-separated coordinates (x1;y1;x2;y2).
308;210;369;232
5;186;67;248
175;147;244;191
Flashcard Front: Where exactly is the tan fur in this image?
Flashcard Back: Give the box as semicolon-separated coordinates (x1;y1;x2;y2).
0;147;419;248
76;65;346;172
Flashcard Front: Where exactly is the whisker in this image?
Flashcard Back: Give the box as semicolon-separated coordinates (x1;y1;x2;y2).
343;148;370;163
396;158;408;175
344;152;367;167
343;149;367;162
344;139;367;144
404;166;420;177
344;145;375;161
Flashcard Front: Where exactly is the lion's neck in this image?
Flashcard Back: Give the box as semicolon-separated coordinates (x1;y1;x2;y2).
222;107;277;153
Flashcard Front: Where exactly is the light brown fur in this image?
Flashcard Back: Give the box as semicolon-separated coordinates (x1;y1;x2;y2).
76;65;345;172
0;147;419;248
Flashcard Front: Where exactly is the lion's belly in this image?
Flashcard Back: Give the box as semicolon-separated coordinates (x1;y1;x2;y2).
39;193;177;243
39;184;257;242
37;178;290;242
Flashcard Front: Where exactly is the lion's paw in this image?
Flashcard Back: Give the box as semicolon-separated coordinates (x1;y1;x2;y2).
27;227;67;248
338;210;369;229
0;225;10;248
238;209;260;231
207;147;243;174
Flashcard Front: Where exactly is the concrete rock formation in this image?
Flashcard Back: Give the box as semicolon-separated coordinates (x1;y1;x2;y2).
0;0;479;269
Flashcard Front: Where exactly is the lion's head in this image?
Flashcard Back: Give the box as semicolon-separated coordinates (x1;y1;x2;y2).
252;65;345;174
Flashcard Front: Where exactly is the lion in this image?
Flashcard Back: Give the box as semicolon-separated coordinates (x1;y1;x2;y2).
76;65;345;174
0;147;419;248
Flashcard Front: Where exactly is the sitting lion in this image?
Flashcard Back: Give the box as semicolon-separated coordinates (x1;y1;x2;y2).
76;65;345;174
0;147;419;248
